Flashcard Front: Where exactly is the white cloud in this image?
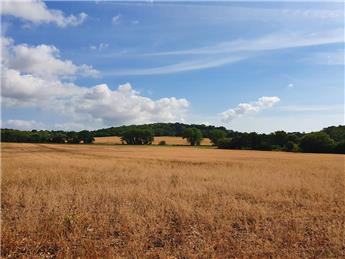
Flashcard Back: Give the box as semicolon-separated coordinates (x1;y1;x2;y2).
3;37;99;80
78;64;100;78
1;0;87;27
221;96;280;122
1;37;190;130
287;83;294;88
1;67;82;106
72;83;189;125
112;15;121;25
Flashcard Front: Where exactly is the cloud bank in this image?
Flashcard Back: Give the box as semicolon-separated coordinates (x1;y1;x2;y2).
1;37;189;130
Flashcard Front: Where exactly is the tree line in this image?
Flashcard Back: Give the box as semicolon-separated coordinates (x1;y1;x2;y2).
1;129;94;144
1;124;344;154
181;126;344;154
91;122;228;138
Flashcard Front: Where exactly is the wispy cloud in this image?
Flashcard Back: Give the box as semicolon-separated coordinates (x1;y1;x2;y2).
103;55;247;76
146;28;344;56
103;27;343;76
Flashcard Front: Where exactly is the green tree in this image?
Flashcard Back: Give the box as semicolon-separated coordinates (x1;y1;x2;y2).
300;132;334;153
121;129;154;145
51;133;66;143
322;125;345;142
66;132;81;144
248;132;263;150
209;129;227;146
217;138;232;149
283;141;298;152
78;130;94;144
333;141;345;154
270;130;288;148
182;128;203;146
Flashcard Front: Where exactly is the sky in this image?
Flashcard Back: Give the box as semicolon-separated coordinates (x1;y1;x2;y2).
1;0;344;133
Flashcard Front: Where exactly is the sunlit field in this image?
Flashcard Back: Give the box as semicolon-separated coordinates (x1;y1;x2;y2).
1;143;344;258
94;136;212;145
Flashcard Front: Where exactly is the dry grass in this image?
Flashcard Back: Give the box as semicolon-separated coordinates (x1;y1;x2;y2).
1;143;345;258
94;136;212;145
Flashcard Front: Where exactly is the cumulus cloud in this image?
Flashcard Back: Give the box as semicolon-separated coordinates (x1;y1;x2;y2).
1;67;82;106
71;83;189;125
3;37;99;80
1;37;190;130
1;0;87;27
221;96;280;122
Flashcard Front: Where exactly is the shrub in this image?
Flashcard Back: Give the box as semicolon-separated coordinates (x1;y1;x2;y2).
158;140;166;145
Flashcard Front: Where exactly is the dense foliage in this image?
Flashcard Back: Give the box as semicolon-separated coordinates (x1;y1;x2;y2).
120;129;154;145
1;124;344;153
0;129;95;144
182;128;203;146
216;126;344;154
91;122;228;138
208;129;227;146
299;132;335;153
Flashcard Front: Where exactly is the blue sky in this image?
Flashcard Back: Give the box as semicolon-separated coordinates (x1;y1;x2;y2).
1;1;344;132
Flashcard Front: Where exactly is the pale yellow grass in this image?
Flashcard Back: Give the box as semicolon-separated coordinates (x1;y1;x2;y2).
1;143;344;258
94;136;212;145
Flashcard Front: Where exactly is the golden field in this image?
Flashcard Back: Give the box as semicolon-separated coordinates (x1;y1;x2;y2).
1;143;345;258
94;136;212;145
